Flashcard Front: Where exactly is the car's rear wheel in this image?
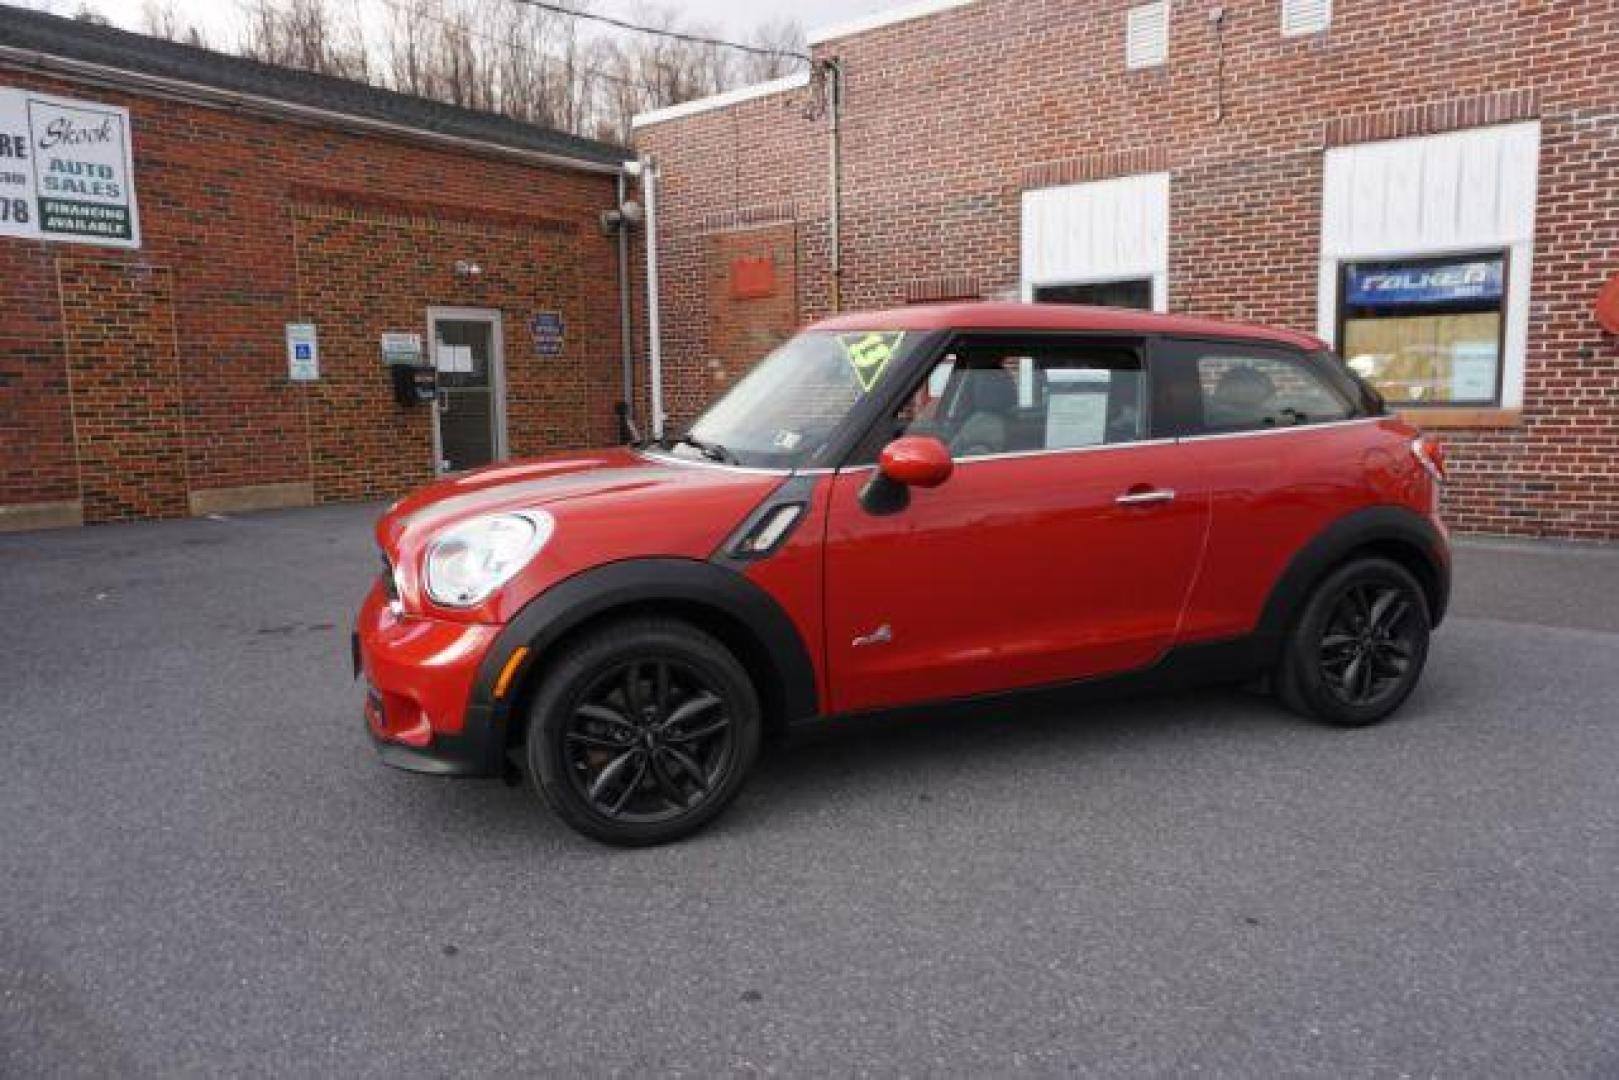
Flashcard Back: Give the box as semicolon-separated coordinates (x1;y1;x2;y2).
1277;557;1431;727
526;617;761;846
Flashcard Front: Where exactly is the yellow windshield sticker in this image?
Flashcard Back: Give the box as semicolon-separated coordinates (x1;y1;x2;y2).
840;332;906;393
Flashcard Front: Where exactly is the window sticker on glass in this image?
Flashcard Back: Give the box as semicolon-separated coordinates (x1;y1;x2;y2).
839;332;906;392
1046;389;1109;449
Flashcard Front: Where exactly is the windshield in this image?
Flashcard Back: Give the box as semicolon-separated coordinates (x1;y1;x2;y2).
657;330;915;469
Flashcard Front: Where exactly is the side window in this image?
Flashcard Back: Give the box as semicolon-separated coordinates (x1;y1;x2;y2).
895;339;1146;459
1188;349;1354;434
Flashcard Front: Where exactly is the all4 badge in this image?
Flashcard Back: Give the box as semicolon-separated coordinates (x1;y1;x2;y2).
839;332;905;393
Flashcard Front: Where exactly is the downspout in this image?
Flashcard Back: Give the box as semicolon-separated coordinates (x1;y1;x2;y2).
824;59;845;313
640;155;666;440
615;168;636;442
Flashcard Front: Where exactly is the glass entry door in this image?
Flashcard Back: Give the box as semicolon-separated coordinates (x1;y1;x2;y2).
429;309;504;474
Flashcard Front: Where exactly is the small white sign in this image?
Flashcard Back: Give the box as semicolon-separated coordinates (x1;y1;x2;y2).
285;322;319;382
381;332;423;366
1450;342;1498;401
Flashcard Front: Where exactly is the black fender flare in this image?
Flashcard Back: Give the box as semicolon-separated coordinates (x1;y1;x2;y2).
1253;505;1451;655
468;557;821;746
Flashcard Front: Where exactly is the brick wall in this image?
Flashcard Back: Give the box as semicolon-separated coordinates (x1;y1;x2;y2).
636;0;1619;540
58;260;187;521
697;221;799;414
0;68;624;525
289;191;615;502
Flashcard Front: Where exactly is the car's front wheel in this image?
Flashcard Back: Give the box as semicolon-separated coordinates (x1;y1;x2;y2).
1277;557;1432;727
526;617;761;846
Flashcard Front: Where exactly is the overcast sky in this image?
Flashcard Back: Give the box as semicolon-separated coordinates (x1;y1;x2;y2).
22;0;909;44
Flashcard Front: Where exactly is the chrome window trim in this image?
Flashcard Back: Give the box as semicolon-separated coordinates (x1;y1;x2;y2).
1173;416;1380;444
829;417;1381;475
835;436;1180;474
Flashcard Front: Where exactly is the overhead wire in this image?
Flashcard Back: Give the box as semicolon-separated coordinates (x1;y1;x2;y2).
313;0;819;136
371;0;653;95
506;0;812;62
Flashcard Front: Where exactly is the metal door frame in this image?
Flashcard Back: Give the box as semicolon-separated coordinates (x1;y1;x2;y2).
426;306;507;475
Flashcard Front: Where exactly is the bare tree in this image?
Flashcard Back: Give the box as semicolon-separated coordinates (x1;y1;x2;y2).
241;0;371;81
626;5;733;108
385;0;436;99
128;0;806;144
140;0;207;46
740;17;807;84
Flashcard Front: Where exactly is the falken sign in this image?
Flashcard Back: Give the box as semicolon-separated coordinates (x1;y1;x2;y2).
1345;258;1504;307
0;88;140;248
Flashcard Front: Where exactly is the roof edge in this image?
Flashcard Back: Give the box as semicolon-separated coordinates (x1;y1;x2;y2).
631;71;810;130
806;0;978;46
0;44;627;176
805;301;1328;351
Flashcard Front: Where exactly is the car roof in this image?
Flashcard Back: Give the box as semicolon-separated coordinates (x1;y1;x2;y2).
809;302;1325;351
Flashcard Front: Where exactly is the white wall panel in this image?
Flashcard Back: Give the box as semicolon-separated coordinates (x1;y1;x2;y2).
1021;172;1170;311
1319;122;1541;406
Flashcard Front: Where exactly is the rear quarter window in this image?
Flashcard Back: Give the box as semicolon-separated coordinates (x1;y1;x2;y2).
1313;348;1388;417
1151;339;1362;437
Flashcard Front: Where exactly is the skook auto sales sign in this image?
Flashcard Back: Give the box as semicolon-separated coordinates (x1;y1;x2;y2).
0;89;140;248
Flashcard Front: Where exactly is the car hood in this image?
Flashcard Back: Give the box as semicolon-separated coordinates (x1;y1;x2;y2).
376;447;786;622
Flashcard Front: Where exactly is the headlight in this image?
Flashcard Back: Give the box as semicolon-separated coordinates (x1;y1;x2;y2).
423;512;554;608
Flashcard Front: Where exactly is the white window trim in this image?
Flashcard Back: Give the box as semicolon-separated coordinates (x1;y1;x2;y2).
1317;123;1541;410
1020;172;1171;314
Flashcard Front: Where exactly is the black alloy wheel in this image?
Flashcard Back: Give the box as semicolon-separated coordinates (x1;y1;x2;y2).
527;618;761;846
564;658;735;823
1278;557;1432;727
1317;582;1420;709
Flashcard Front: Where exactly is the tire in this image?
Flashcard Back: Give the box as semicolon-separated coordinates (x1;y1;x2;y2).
525;617;762;846
1276;557;1432;727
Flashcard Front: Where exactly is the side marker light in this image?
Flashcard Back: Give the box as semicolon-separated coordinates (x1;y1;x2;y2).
493;646;531;701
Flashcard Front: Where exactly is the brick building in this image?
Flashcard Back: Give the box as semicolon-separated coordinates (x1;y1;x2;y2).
634;0;1619;540
0;9;630;530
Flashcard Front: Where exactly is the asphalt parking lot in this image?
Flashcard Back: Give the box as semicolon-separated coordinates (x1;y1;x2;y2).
2;504;1616;1077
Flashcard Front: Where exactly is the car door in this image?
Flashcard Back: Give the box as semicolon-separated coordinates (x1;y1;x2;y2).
822;334;1212;716
1151;336;1373;645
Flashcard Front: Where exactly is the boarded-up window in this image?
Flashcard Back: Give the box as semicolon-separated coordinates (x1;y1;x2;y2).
1126;2;1169;69
1282;0;1332;36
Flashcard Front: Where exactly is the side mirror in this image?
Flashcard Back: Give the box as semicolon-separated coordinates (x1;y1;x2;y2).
880;436;954;488
861;436;953;515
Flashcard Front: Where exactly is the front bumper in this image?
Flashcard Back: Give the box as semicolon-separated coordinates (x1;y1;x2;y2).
354;579;508;778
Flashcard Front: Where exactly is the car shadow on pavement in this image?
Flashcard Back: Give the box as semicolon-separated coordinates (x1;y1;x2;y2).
369;679;1380;853
744;685;1295;807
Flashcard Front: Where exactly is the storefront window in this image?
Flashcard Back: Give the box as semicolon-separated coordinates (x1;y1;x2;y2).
1339;254;1506;405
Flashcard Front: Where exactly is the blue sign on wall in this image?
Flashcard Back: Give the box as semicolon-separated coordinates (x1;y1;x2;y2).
1346;258;1504;307
530;311;566;357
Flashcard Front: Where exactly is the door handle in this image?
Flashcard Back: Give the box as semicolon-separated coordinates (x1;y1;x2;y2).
1116;488;1177;506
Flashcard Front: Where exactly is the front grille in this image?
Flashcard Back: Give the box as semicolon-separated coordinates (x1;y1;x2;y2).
380;555;400;601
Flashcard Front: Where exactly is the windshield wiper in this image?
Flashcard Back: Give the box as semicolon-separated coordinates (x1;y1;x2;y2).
668;432;737;465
